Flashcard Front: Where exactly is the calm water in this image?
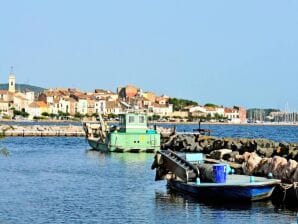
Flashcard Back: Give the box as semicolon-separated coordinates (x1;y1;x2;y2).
0;125;297;224
160;123;298;143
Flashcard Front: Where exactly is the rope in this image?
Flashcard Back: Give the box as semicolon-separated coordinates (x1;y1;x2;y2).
279;183;293;202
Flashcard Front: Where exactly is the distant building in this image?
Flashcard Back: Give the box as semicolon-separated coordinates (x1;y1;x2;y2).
171;110;189;118
27;101;50;118
224;106;247;123
117;85;138;99
0;100;10;114
148;103;173;116
8;73;16;93
94;98;106;114
142;92;156;103
106;100;122;114
155;96;169;105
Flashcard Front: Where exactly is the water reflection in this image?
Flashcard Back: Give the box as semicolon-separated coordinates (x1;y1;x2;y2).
154;190;298;223
155;190;255;210
85;149;154;164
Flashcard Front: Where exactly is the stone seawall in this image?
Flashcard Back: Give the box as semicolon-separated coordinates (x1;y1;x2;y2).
0;124;85;137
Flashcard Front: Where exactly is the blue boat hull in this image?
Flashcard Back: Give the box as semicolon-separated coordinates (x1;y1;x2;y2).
168;179;277;201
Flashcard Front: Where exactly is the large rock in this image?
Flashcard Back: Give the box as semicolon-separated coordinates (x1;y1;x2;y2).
209;149;232;160
257;147;274;158
223;138;233;149
273;142;290;157
212;139;224;150
256;158;272;176
222;151;240;162
269;156;288;179
287;147;298;161
242;153;262;175
231;141;242;151
281;160;298;183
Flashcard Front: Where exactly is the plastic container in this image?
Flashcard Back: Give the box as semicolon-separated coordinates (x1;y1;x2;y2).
213;164;227;183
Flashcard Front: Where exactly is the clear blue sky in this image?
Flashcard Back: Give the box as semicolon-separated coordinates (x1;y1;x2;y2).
1;1;298;110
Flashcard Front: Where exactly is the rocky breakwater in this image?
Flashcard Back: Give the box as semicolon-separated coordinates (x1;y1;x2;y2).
162;134;298;185
0;124;85;137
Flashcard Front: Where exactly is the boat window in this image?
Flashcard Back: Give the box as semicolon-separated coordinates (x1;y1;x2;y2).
129;116;135;123
119;116;124;125
139;116;145;123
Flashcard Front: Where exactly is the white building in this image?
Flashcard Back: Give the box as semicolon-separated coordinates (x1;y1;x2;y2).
94;99;106;114
148;103;173;116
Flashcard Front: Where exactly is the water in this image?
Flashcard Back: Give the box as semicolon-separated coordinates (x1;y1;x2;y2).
0;125;297;223
159;123;298;142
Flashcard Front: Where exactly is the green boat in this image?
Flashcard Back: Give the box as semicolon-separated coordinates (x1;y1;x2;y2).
83;113;160;153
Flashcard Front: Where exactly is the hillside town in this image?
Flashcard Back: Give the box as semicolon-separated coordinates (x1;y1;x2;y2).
0;71;247;123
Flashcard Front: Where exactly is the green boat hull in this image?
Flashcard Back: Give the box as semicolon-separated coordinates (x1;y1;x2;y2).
88;131;160;153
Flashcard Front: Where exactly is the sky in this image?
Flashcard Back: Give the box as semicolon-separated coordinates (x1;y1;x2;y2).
1;1;298;110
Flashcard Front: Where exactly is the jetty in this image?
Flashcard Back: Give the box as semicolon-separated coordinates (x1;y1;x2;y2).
0;124;85;137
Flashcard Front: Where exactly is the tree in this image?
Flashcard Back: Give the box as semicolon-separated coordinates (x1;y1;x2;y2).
12;108;29;118
41;112;49;117
108;113;117;119
204;103;218;108
206;113;212;121
169;98;198;111
152;114;160;121
74;112;84;119
92;113;98;118
49;113;57;119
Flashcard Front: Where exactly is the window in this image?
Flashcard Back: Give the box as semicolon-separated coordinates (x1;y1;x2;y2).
129;116;134;123
139;116;145;123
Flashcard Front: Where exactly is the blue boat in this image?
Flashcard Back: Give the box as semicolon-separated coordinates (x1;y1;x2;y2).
152;150;281;202
168;175;280;201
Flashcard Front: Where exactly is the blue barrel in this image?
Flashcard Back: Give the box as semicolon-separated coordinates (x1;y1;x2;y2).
213;164;227;183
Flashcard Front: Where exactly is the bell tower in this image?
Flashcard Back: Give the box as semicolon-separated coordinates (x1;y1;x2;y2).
8;66;16;93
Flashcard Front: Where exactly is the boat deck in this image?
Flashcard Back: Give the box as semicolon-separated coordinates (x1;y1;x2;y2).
188;175;280;187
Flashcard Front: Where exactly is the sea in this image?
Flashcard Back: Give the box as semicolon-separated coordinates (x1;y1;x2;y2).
0;124;297;224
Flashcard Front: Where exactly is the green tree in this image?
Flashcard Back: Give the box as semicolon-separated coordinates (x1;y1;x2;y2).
206;113;212;121
49;113;57;119
152;114;160;120
108;113;117;119
75;112;84;119
169;98;198;111
204;103;218;108
41;112;49;117
13;108;29;118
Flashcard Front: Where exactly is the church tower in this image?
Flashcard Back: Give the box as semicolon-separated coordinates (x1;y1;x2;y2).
8;66;16;93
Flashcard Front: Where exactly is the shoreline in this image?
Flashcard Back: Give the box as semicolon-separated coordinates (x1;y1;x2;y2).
1;119;298;127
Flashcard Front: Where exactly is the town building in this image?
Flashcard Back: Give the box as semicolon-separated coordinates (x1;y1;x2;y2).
117;84;139;99
224;106;247;123
27;101;50;119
